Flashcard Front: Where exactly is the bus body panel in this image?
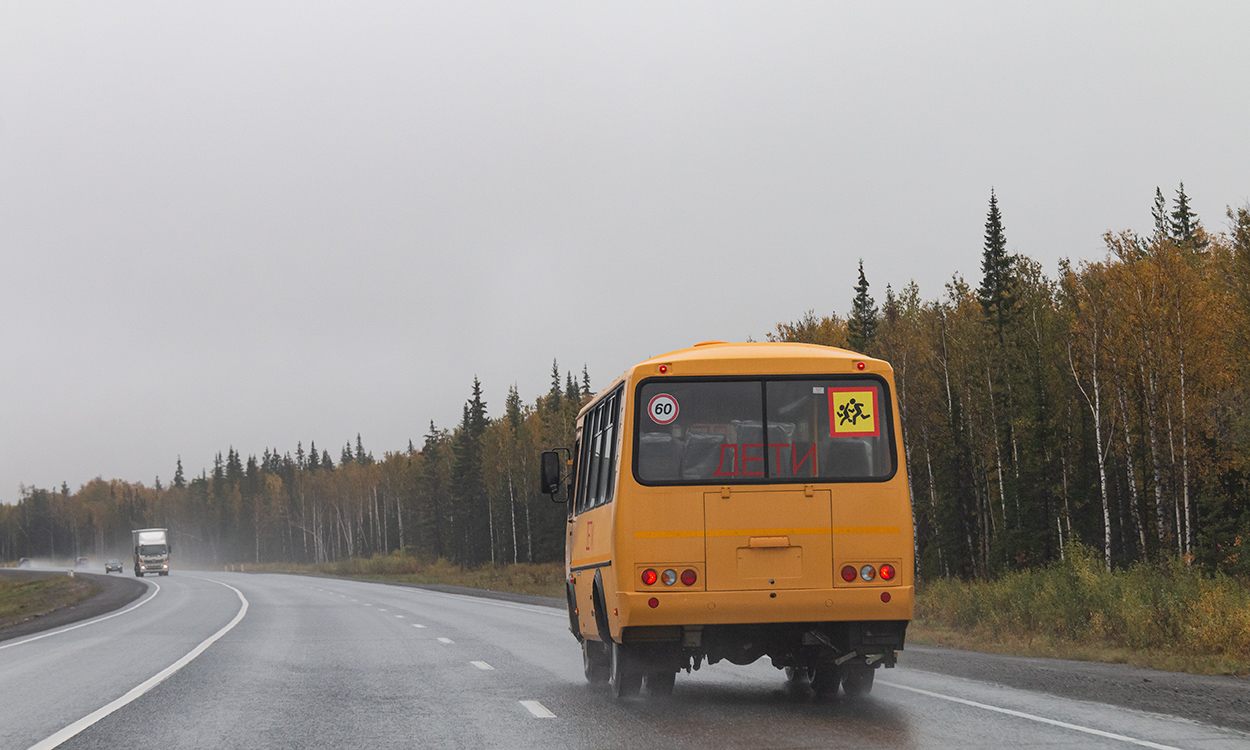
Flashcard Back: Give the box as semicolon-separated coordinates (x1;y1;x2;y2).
560;342;913;678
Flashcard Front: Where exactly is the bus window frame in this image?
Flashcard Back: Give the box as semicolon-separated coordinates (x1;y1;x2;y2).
630;373;898;487
573;385;625;515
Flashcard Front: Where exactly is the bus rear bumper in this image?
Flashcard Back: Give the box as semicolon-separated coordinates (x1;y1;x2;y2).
616;586;914;630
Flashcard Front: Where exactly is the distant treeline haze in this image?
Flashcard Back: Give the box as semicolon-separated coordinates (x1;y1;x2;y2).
4;185;1250;581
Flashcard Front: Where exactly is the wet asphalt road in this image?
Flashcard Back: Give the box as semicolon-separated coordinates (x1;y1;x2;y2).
2;572;1248;749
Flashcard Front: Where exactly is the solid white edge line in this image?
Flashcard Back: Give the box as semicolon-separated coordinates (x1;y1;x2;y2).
519;700;556;718
879;681;1183;750
470;661;494;670
25;578;249;750
0;581;162;652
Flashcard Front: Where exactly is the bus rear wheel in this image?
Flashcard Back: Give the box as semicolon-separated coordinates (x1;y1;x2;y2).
609;643;642;699
643;670;676;697
583;641;610;684
840;663;875;697
811;662;840;697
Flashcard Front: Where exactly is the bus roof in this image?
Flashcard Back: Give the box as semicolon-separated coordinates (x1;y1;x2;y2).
588;341;891;412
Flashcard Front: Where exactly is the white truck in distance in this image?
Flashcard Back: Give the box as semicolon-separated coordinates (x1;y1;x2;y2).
133;528;171;577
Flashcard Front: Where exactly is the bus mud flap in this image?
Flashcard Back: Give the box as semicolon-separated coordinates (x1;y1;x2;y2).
592;569;613;643
567;580;583;642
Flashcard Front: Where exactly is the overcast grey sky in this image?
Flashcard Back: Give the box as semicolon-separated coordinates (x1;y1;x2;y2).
2;2;1247;499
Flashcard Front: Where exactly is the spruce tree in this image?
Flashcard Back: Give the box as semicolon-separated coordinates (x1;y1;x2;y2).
847;259;878;353
308;442;321;470
341;443;354;466
581;365;592;398
978;189;1016;342
173;456;185;488
1170;181;1206;250
322;450;334;470
1152;186;1169;241
565;371;579;402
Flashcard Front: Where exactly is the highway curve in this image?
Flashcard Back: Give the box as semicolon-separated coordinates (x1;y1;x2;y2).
2;572;1247;749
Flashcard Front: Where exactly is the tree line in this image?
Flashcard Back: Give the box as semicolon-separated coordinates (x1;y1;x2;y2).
0;365;590;568
4;184;1249;580
774;185;1250;578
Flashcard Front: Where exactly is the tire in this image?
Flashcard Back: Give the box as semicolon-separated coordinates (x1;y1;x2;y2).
583;641;610;684
784;666;813;685
811;661;841;697
840;663;875;697
135;571;144;577
159;571;168;576
609;642;642;699
643;670;676;697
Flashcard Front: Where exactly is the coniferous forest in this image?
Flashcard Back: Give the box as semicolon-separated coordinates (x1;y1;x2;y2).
4;186;1250;583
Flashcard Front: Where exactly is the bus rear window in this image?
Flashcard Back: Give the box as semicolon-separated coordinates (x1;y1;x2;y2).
635;378;894;484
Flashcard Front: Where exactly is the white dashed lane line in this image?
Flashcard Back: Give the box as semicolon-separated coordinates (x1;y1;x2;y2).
519;700;556;718
470;661;494;670
395;615;405;619
437;637;454;644
412;624;426;629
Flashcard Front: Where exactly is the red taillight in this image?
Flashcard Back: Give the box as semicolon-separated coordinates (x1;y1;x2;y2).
841;565;857;582
659;365;668;374
860;565;876;582
879;564;896;581
648;597;659;608
641;569;657;586
881;592;891;603
680;569;697;586
856;361;866;370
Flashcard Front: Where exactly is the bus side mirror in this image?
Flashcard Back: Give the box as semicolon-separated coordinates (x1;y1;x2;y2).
540;451;563;498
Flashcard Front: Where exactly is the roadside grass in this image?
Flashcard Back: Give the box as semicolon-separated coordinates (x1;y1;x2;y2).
911;543;1250;677
0;575;101;630
242;553;566;598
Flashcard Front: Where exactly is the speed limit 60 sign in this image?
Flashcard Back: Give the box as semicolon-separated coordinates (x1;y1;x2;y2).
647;393;679;425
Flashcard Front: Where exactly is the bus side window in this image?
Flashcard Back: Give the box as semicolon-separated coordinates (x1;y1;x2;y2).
580;406;602;514
597;392;619;507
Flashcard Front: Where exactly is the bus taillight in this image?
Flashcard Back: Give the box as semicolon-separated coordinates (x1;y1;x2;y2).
879;564;896;581
841;565;857;582
680;569;697;586
648;597;659;608
641;569;658;586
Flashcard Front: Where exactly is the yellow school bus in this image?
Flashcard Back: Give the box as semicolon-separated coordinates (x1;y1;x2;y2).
540;341;913;699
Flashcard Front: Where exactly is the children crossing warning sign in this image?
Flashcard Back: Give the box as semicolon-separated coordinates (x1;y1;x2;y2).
828;388;880;438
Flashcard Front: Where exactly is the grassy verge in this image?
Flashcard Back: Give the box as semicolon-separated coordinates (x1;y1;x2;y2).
0;575;101;630
911;543;1250;677
241;553;566;599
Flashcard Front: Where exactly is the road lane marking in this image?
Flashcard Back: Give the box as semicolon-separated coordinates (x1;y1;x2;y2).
519;700;556;718
0;581;162;652
363;603;373;607
437;637;454;644
471;661;494;670
27;577;249;750
377;608;387;612
879;681;1183;750
413;624;426;628
395;615;405;619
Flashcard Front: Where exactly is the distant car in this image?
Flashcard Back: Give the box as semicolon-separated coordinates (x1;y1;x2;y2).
74;557;90;568
105;559;123;573
17;557;32;568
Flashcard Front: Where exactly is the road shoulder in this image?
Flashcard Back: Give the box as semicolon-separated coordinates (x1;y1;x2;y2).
0;570;147;643
903;643;1250;734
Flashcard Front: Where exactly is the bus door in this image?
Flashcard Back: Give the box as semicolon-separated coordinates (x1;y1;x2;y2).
703;485;833;592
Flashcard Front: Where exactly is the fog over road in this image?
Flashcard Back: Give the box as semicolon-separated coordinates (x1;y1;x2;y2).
2;573;1247;749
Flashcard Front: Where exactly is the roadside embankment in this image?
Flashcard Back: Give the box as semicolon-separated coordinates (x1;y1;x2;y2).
0;570;146;642
241;554;565;598
911;544;1250;677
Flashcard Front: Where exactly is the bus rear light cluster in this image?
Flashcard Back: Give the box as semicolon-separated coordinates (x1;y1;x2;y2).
841;563;898;584
641;567;698;587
